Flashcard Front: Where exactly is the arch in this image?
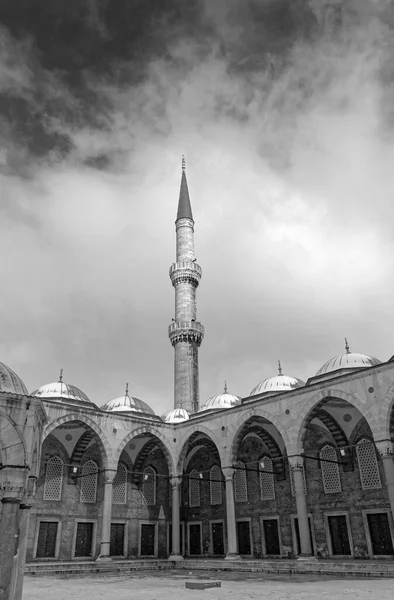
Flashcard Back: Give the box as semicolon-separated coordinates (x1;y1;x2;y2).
177;429;222;473
115;427;175;475
384;381;394;441
313;409;348;448
71;429;96;465
44;413;112;469
0;410;26;466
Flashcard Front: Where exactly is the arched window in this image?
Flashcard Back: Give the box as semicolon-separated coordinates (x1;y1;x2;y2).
210;465;222;505
43;456;64;501
142;466;156;506
259;456;275;500
356;439;381;490
112;463;127;504
320;445;341;494
234;461;248;502
290;464;307;497
80;460;98;503
189;469;201;507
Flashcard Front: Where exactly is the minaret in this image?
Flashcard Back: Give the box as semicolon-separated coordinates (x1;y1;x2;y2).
168;157;204;414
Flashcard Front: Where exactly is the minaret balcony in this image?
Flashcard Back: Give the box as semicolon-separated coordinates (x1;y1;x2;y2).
168;320;205;346
169;261;202;287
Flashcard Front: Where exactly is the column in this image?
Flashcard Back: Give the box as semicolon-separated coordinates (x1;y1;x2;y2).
13;503;32;600
377;441;394;525
169;476;183;561
0;497;21;600
96;469;116;561
223;468;241;560
289;456;314;560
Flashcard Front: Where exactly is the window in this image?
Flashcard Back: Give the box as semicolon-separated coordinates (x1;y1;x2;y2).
142;466;156;506
112;463;127;505
189;469;201;507
210;465;222;505
43;456;64;501
290;464;307;497
320;445;341;494
234;462;248;502
356;439;381;490
80;460;98;503
259;456;275;500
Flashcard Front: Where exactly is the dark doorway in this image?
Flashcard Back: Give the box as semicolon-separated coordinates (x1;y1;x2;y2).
110;523;125;556
211;522;224;555
140;523;156;556
237;520;251;555
168;523;183;555
189;523;202;555
328;515;351;555
36;521;58;558
293;517;314;555
367;513;394;555
263;519;280;555
75;522;94;557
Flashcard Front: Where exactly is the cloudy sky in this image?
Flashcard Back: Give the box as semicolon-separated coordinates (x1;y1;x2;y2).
1;0;394;414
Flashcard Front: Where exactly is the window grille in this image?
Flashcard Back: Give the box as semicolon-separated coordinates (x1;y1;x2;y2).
189;469;201;507
80;460;98;503
290;464;307;497
356;439;381;490
43;456;64;501
259;456;275;500
234;462;248;502
142;466;156;506
112;463;127;504
320;445;341;493
210;465;222;505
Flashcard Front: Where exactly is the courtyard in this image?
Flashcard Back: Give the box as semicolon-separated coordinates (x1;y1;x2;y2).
22;571;394;600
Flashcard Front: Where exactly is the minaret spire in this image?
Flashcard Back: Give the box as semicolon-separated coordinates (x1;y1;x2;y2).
168;159;204;413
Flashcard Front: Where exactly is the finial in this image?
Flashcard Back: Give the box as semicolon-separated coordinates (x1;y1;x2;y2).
278;360;282;375
182;155;186;170
179;399;184;409
345;338;350;354
125;382;129;396
59;368;63;383
224;380;228;393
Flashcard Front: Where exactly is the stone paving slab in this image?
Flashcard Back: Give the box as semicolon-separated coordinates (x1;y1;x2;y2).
22;571;394;600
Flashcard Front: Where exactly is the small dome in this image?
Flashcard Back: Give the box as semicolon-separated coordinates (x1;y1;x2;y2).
0;362;28;395
161;407;190;423
250;361;305;396
316;340;381;376
199;382;242;411
102;383;155;415
32;371;92;404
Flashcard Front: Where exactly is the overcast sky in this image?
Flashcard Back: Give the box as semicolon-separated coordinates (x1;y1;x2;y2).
1;0;394;414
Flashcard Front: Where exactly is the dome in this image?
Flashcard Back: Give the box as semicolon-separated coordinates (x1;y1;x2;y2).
32;371;92;404
316;339;381;376
250;361;305;396
161;407;190;423
0;362;28;395
101;383;155;415
199;382;242;411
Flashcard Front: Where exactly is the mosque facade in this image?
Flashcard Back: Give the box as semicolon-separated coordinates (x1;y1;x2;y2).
1;162;394;599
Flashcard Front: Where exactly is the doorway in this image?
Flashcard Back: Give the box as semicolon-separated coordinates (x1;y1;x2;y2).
140;523;156;556
262;518;280;555
237;520;251;555
75;522;94;557
367;512;394;555
211;521;224;555
36;521;58;558
110;523;125;556
327;515;351;555
189;523;202;555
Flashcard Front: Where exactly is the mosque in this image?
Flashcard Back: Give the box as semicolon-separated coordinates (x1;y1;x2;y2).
1;159;394;599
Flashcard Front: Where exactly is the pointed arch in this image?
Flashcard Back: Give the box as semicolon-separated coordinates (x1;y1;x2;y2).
115;427;174;475
177;429;222;473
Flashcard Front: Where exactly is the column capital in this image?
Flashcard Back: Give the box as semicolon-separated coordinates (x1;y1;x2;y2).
375;440;394;458
170;476;182;489
222;467;235;481
288;455;304;471
103;469;117;484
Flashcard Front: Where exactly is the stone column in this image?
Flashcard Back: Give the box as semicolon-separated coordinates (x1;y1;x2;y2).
169;476;183;561
0;497;21;600
96;469;116;562
13;503;32;600
376;441;394;525
289;456;314;560
223;468;241;560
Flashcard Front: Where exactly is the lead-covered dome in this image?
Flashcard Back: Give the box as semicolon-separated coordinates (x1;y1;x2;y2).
250;361;305;396
102;383;155;415
0;362;28;395
161;407;190;423
32;370;92;404
316;339;381;376
199;383;242;412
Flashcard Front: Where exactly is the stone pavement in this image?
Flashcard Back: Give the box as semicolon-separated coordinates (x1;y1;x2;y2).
23;571;394;600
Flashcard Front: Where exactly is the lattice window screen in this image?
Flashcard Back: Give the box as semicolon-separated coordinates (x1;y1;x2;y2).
210;465;222;505
320;445;341;494
356;439;382;490
80;460;98;503
234;462;248;502
259;457;275;500
142;467;156;506
43;456;64;501
290;464;307;497
112;463;127;504
189;469;201;507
